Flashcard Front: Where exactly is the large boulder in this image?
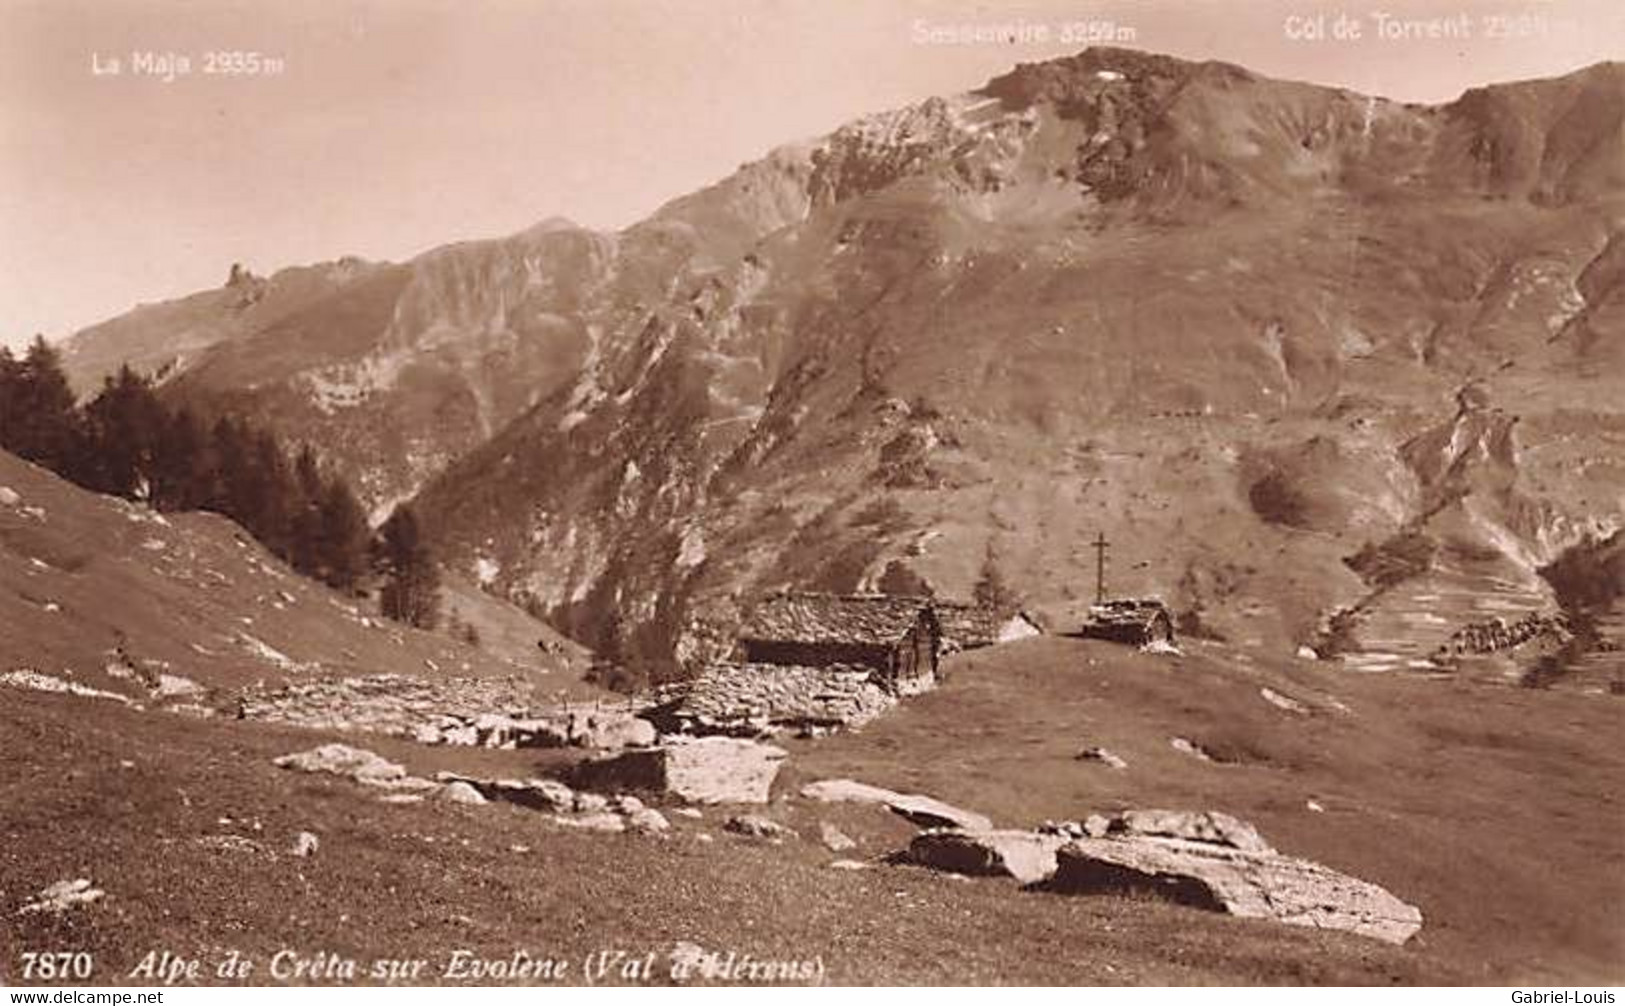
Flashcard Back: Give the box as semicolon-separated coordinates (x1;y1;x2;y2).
572;737;787;804
434;772;576;813
273;744;408;786
908;829;1066;885
568;709;657;749
1050;836;1423;945
800;778;992;831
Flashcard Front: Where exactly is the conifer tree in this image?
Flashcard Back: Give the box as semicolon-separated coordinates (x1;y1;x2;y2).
972;543;1020;615
288;444;327;578
82;365;164;497
1;336;79;471
316;473;370;592
378;505;441;629
150;406;208;511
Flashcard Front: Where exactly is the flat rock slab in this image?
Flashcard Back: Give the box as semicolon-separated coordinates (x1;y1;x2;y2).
573;737;787;804
1051;837;1423;945
909;829;1066;885
800;778;992;831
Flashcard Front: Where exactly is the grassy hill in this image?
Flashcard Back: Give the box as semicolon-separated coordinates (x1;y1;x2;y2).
3;571;1617;983
785;635;1625;983
0;449;595;702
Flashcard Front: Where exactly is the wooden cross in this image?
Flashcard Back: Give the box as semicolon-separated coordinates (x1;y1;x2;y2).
1092;531;1109;604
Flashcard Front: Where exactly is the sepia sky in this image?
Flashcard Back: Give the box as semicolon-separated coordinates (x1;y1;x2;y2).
1;0;1620;348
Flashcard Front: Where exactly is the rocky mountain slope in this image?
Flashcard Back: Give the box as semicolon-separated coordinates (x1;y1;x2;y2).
64;49;1625;677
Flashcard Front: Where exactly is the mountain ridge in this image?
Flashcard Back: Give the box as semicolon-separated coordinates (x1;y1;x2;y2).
59;47;1625;676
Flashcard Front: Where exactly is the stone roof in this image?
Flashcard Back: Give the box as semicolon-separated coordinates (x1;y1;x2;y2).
1081;599;1174;642
739;592;935;648
935;602;1003;649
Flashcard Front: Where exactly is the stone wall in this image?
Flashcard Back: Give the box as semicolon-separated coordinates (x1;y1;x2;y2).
649;663;896;737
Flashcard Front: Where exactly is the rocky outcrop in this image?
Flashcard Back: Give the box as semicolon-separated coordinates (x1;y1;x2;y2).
799;779;992;831
908;829;1066;885
1051;837;1422;944
897;807;1422;944
571;737;788;804
1047;832;1422;945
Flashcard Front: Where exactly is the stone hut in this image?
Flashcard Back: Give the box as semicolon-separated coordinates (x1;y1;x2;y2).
936;603;1044;653
737;592;940;695
1079;599;1175;646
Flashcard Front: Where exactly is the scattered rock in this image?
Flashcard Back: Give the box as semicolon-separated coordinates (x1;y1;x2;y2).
626;807;671;834
153;673;203;699
1296;645;1319;660
1169;737;1212;762
800;778;992;831
1306;799;1326;813
1049;834;1422;945
1260;687;1310;715
272;744;409;787
551;812;626;833
828;859;870;871
437;781;488;805
573;792;611;814
908;829;1066;885
572;737;788;805
291;831;320;857
673;807;704;819
0;486;19;507
194;835;270;857
819;821;857;852
1075;746;1128;769
724;815;798;842
18;879;104;915
1;669;137;706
